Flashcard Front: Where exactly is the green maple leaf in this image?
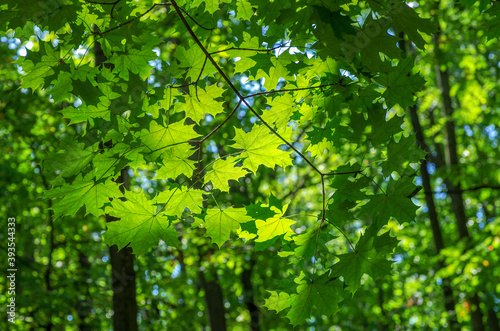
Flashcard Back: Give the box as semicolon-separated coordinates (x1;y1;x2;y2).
360;177;419;228
313;6;356;40
43;139;97;178
255;204;295;242
329;168;371;202
19;60;54;91
175;84;225;124
50;71;73;102
190;0;231;14
112;142;146;169
381;135;427;176
109;48;156;81
286;273;344;326
390;2;435;49
307;117;351;146
330;226;398;294
237;0;254;20
156;186;204;216
366;107;404;146
294;226;333;260
204;207;252;247
375;57;426;109
175;45;215;81
44;174;121;218
92;149;130;180
205;156;249;192
262;93;296;128
251;54;291;90
486;3;500;40
104;191;179;255
231;125;292;173
354;16;402;72
264;291;293;313
155;144;197;180
61;104;110;124
139;120;199;161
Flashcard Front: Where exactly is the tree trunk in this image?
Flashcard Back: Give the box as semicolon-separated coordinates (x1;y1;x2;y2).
409;105;459;329
106;168;138;331
94;35;138;331
199;266;227;331
242;259;260;331
434;37;485;331
109;243;138;331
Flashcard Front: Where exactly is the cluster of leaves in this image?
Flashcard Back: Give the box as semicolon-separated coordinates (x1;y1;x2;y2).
1;0;434;324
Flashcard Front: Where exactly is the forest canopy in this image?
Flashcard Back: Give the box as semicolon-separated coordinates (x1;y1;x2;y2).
1;0;499;329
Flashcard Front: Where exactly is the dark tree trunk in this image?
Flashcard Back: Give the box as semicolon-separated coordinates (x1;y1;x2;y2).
94;34;138;331
409;105;459;329
76;250;92;330
487;307;500;331
106;168;138;331
434;32;485;330
242;259;260;331
108;243;138;331
199;268;227;331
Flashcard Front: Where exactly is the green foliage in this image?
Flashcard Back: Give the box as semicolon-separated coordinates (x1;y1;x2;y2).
3;0;472;327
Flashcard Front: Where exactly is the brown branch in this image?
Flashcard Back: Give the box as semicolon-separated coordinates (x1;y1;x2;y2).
171;0;322;175
189;99;242;145
209;44;287;55
195;57;208;102
244;82;346;99
323;169;365;176
461;184;500;193
83;0;120;4
179;7;214;30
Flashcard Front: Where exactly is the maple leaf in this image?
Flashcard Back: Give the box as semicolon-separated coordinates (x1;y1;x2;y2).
175;45;216;81
381;135;427;176
190;0;231;14
109;48;156;81
360;177;419;228
139;120;199;161
264;291;293;313
104;191;179;255
231;125;292;173
204;207;252;247
286;273;344;326
43;139;97;178
155;144;197;180
175;84;225;124
330;226;398;294
156;186;204;216
262;93;296;128
375;57;426;109
44;174;121;218
205;156;249;192
255;204;295;242
390;2;435;49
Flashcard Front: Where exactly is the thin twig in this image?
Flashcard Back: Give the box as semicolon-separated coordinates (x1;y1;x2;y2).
179;7;214;30
189;99;242;144
171;0;322;175
244;82;346;99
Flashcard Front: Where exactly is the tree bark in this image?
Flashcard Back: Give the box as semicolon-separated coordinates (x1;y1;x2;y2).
106;168;138;331
434;34;485;331
242;259;260;331
409;105;459;329
199;265;227;331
